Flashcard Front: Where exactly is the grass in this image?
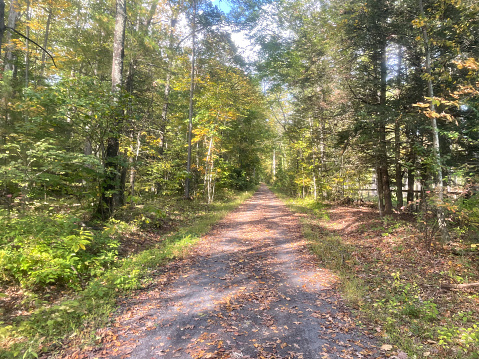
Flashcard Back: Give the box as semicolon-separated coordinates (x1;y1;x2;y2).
272;187;479;359
0;188;257;359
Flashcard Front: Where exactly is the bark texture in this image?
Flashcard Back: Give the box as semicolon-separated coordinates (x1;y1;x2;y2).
418;0;449;241
185;0;196;199
4;0;19;73
0;0;5;59
99;0;127;219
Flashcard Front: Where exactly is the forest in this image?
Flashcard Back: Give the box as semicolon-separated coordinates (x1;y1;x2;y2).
0;0;478;357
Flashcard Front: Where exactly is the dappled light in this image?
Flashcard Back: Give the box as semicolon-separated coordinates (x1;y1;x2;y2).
66;185;379;359
1;0;478;357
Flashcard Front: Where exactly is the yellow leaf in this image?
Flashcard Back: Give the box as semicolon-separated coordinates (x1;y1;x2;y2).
413;102;430;108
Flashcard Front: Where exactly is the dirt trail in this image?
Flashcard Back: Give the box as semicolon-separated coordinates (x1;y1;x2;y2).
74;185;380;359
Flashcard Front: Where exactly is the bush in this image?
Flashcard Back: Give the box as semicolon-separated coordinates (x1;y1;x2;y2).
458;193;479;233
0;214;119;290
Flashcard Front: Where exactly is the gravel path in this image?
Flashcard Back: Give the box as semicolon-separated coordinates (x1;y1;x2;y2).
78;185;380;359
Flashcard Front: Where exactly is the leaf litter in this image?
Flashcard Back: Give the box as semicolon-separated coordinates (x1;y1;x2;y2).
59;185;381;359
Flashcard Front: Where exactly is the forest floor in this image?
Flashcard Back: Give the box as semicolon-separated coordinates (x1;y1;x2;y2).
60;184;382;359
283;194;479;359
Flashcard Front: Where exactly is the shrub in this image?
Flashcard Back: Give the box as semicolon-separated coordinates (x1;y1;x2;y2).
0;214;119;290
458;193;479;234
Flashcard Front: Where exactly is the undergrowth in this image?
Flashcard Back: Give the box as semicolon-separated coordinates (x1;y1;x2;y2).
0;188;256;358
273;188;479;359
0;215;120;290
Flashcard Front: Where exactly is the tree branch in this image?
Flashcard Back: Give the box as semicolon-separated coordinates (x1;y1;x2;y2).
5;26;57;68
441;282;479;291
347;81;379;106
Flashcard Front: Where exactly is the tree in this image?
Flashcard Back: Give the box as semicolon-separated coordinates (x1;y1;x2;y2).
98;0;127;219
0;0;5;58
416;0;449;240
185;0;196;199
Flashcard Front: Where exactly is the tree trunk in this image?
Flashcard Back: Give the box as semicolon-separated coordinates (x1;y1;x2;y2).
185;0;196;199
119;157;127;207
144;0;158;30
406;121;417;210
379;42;393;215
0;0;5;59
4;0;18;73
159;17;177;154
320;119;326;199
340;154;344;197
130;131;140;199
1;0;7;183
419;0;449;241
111;0;126;94
98;0;127;219
395;47;404;210
24;0;30;87
395;117;403;209
320;119;325;171
407;166;415;209
272;147;276;180
125;59;135;198
376;166;384;216
382;165;393;212
205;136;215;204
40;6;53;77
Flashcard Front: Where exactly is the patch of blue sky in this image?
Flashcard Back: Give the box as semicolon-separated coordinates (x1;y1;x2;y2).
212;0;232;14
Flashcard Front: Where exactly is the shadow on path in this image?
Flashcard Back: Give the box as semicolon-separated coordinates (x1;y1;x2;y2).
71;185;380;359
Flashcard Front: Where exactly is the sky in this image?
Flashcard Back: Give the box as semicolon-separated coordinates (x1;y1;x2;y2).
175;0;260;64
211;0;261;63
212;0;233;13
